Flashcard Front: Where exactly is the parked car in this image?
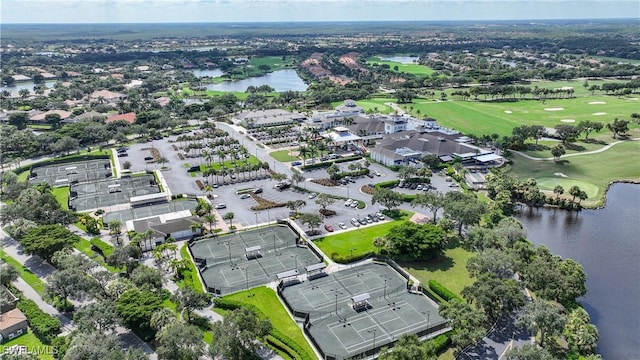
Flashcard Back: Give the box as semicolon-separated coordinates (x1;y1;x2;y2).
324;224;334;232
118;152;128;157
373;170;382;176
351;218;360;226
358;218;368;225
253;188;263;194
369;214;379;222
338;222;347;229
376;212;385;220
416;184;423;191
212;182;219;188
215;203;227;209
350;201;358;208
449;183;459;188
240;194;251;199
366;173;374;178
398;181;405;188
345;199;353;206
308;192;318;199
291;161;302;166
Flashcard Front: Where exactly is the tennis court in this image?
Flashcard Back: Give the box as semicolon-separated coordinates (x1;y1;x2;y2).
281;263;448;360
69;174;161;211
28;159;113;186
102;199;199;223
190;224;321;294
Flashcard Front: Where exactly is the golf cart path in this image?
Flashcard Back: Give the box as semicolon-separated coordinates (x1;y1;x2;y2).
511;137;639;161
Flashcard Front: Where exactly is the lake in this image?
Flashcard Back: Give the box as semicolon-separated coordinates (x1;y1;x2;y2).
516;183;640;359
204;69;307;92
378;56;419;64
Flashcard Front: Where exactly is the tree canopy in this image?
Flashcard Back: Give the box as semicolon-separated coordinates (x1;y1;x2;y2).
384;221;447;260
210;307;272;360
19;224;81;262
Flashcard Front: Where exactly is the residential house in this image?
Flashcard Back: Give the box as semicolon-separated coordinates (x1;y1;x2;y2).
106;112;136;125
0;302;28;343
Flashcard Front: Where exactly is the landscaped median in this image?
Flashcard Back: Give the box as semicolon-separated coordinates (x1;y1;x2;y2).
213;286;316;360
313;210;413;263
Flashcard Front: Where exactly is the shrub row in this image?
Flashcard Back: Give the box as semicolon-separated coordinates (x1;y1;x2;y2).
90;237;114;257
425;333;452;355
330;251;375;264
300;155;363;170
428;280;463;303
270;328;313;360
375;180;400;189
17;299;61;344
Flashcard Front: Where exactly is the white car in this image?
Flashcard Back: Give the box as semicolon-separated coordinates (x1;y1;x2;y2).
350;201;358;208
344;199;353;206
338;222;347;229
308;192;318;199
215;203;227;209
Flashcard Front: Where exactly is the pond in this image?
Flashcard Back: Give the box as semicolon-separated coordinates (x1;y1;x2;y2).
204;69;307;92
1;80;56;95
516;183;640;359
377;56;420;64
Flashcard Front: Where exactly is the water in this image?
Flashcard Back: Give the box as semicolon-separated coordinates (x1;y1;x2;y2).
1;80;56;95
204;69;307;92
377;56;419;64
516;183;640;359
190;68;224;78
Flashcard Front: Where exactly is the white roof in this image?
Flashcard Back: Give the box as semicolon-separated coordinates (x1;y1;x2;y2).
475;154;503;162
351;293;371;303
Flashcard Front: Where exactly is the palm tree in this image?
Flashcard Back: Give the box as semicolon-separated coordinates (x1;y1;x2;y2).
223;212;235;229
553;185;564;201
373;236;386;254
108;220;123;245
203;213;217;232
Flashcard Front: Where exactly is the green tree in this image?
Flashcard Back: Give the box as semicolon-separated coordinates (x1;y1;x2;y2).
553;185;564;200
550;144;565;162
373;236;386;254
300;212;323;233
606;118;629;139
74;301;121;334
150;308;177;331
223;212;235;228
564;307;599;355
384;221;447;260
461;273;524;323
108;220;123;244
286;199;306;216
516;299;566;346
443;192;486;236
63;332;129;360
210;307;272;360
507;344;556;360
19;224;80;262
411;191;445;223
554;124;580;144
45;113;62;129
378;333;432;360
0;263;19;287
439;300;488;350
315;193;336;210
326;163;340;180
371;187;403;212
466;248;516;279
129;265;163;291
156;322;205;360
8;112;29;130
171;287;209;323
115;288;164;341
577;120;603;140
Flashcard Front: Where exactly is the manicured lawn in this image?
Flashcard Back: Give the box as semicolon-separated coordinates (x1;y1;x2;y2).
52;186;69;210
179;244;205;293
510;140;640;207
74;239;122;273
270;150;301;162
332;98;395;114
314;210;413;258
0;331;54;360
216;287;316;360
199;156;261;172
408;95;638;137
367;56;435;75
399;240;475;297
0;250;46;295
520;139;608;158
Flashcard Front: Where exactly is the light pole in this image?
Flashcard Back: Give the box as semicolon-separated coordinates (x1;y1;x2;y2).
380;274;391;298
225;241;232;265
243;266;249;292
291;254;298;271
368;329;377;351
330;288;342;314
255;211;260;229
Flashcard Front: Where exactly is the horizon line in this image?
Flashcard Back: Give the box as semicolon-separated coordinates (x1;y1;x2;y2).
3;18;639;25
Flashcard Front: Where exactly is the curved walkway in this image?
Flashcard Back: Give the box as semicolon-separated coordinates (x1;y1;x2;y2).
511;138;639;161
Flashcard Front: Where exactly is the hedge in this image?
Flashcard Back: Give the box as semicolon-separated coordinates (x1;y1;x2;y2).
375;180;400;189
90;237;114;257
300;155;363;170
17;299;62;344
425;333;452;355
330;251;375;264
333;168;370;180
428;280;463;303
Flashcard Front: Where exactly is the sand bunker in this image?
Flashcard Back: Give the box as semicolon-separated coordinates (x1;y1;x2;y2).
592;112;607;116
554;173;569;178
545;108;564;111
629;98;638;101
504;110;512;114
588;101;606;105
560;119;575;123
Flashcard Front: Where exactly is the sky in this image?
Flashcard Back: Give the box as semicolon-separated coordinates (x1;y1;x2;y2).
1;0;638;24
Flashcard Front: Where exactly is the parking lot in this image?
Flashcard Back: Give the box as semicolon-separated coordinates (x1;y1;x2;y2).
116;123;460;233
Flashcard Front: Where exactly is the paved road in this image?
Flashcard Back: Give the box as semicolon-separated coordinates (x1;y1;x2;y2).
457;312;532;360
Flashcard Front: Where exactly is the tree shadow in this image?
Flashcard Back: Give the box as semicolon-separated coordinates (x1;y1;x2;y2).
564;143;586;151
398;253;455;273
580;139;607;146
554;159;571;166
